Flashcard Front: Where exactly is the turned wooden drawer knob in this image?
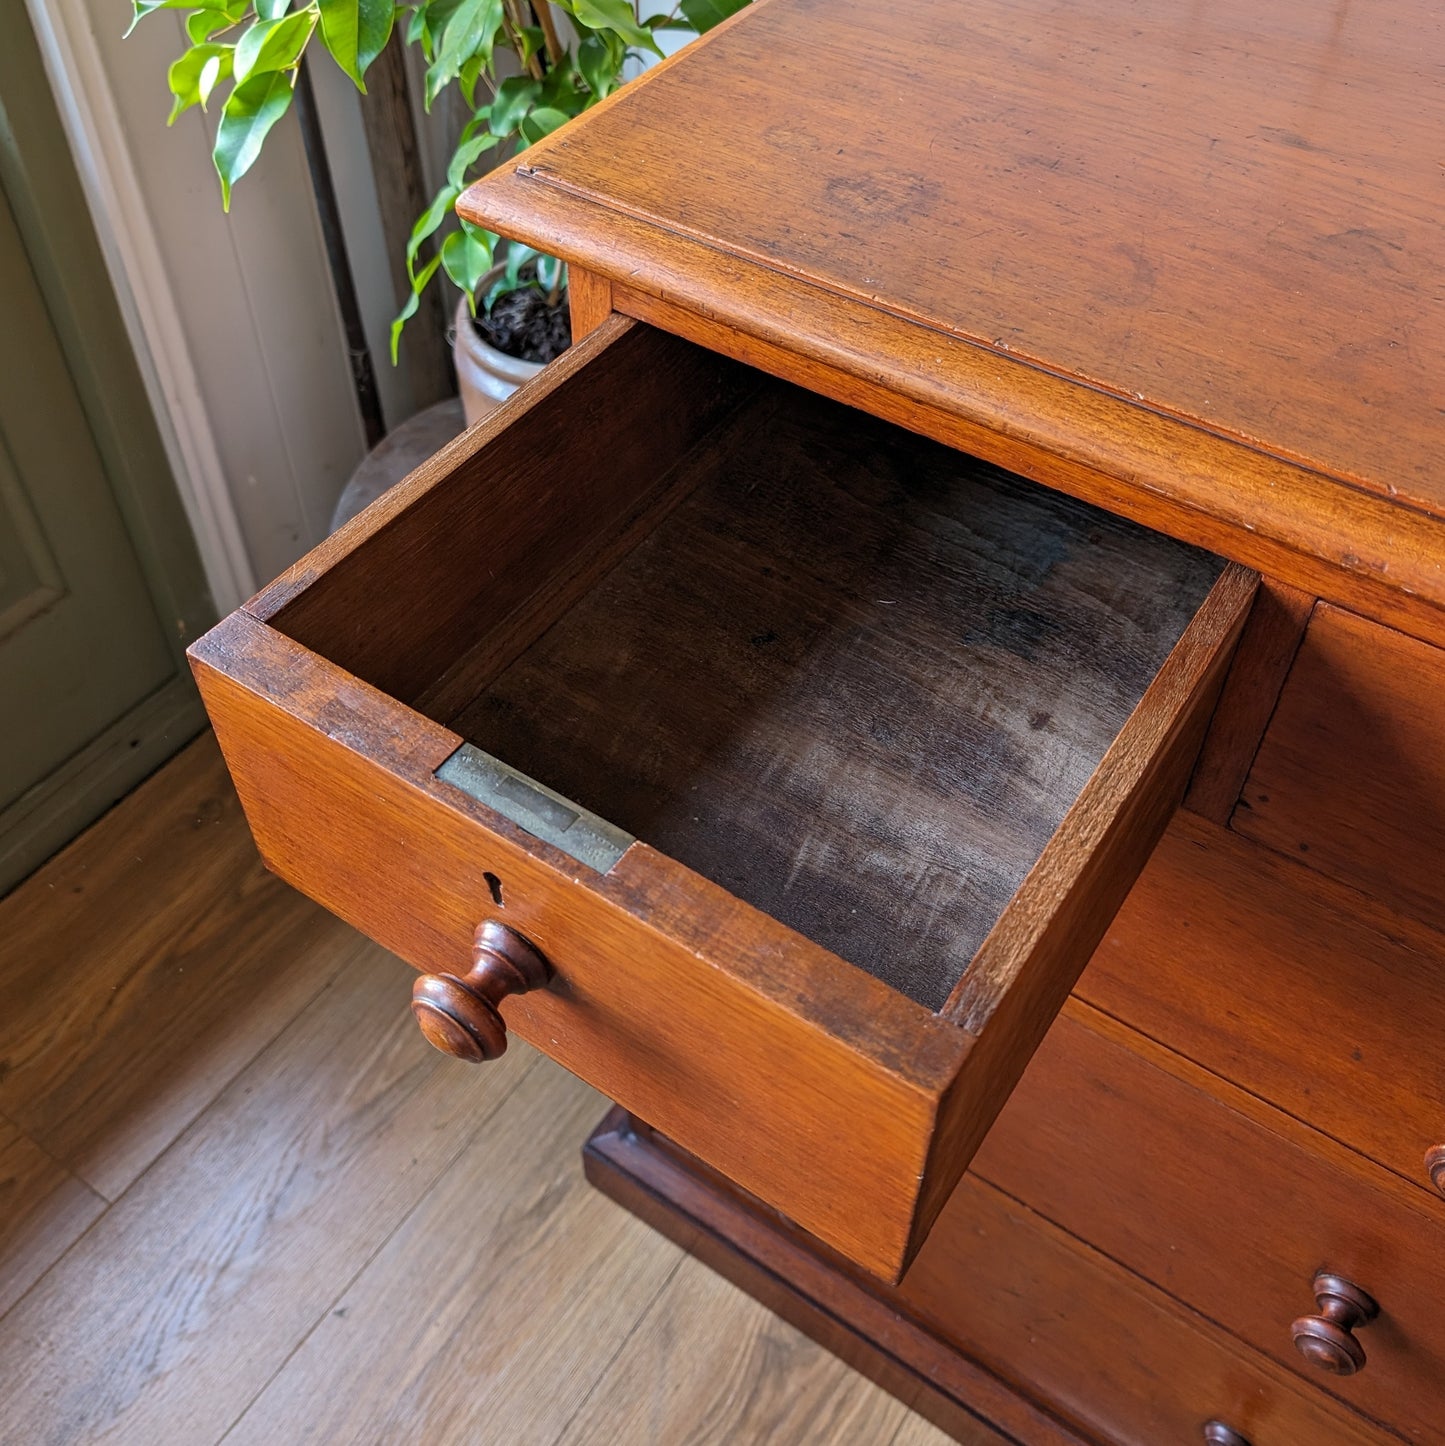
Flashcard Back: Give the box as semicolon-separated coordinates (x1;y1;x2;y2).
411;921;550;1062
1425;1144;1445;1197
1202;1423;1251;1446
1290;1271;1379;1376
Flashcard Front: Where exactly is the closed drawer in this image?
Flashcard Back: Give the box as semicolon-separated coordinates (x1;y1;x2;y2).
1081;811;1445;1201
1235;602;1445;934
899;1175;1391;1446
189;316;1253;1280
973;1003;1445;1441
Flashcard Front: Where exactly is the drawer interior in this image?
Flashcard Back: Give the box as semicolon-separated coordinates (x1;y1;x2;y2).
268;324;1223;1012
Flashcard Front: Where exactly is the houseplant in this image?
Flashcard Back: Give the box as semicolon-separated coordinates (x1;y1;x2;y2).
130;0;748;401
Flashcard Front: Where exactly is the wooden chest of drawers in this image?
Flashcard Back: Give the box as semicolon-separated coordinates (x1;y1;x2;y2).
189;0;1445;1439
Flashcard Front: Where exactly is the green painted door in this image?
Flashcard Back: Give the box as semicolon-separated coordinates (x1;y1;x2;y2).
0;8;214;893
0;178;176;811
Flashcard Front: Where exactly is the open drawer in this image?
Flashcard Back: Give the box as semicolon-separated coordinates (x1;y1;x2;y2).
189;317;1255;1281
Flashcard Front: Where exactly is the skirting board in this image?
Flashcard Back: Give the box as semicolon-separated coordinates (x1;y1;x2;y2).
0;675;208;897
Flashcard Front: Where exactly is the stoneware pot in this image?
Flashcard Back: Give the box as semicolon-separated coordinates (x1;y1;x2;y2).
453;284;544;427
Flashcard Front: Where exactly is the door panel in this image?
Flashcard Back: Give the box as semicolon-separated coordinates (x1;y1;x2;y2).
0;179;175;813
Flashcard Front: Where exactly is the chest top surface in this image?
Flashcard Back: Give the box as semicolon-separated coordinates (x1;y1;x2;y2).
461;0;1445;631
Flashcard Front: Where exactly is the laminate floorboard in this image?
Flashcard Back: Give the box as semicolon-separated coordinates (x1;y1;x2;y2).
556;1255;959;1446
0;736;951;1444
0;937;539;1445
0;736;352;1200
0;1116;105;1315
225;1060;678;1446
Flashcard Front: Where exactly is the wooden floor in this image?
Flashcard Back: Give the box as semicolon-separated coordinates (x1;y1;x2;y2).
0;735;960;1445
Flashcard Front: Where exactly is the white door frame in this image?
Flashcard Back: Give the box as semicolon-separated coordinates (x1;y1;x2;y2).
26;0;259;615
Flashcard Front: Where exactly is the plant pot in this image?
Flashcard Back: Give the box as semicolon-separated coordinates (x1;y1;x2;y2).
453;289;545;428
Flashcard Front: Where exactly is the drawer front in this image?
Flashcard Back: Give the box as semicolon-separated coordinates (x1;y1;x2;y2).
1080;812;1445;1202
193;615;951;1278
1236;603;1445;933
972;1006;1445;1441
899;1173;1390;1445
190;316;1253;1281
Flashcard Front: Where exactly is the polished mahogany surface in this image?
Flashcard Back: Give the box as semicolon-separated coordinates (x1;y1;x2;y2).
517;0;1442;515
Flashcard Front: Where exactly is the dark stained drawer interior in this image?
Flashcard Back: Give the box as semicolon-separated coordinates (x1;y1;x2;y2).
291;353;1223;1014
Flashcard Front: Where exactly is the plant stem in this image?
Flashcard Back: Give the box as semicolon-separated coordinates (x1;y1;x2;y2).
532;1;564;67
503;0;545;78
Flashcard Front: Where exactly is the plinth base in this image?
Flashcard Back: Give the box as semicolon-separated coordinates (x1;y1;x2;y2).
582;1110;1081;1446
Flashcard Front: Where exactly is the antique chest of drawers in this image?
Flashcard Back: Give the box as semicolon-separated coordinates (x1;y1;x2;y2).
190;0;1445;1439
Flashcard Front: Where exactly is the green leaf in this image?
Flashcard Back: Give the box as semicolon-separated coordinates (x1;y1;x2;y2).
517;105;570;145
487;241;542;307
187;6;245;42
539;58;585;108
167;44;234;122
488;74;540;136
678;0;749;33
456;104;494;145
410;0;463;60
256;0;290;17
404;183;461;274
566;0;660;54
390;252;442;363
445;128;499;188
516;25;545;68
424;0;503;107
213;68;295;208
317;0;394;89
128;0;234;39
576;34;618;99
440;224;494;299
234;9;317;82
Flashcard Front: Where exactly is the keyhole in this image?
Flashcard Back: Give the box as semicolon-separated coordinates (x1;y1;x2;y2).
484;872;504;907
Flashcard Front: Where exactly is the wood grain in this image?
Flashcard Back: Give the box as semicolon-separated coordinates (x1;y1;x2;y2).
903;1177;1395;1446
972;1002;1445;1440
0;1117;104;1316
0;940;539;1444
588;1114;1390;1446
888;1413;971;1446
586;1112;1076;1446
192;609;963;1282
191;309;1254;1277
519;0;1443;520
460;43;1445;646
1080;811;1445;1199
451;380;1227;1010
558;1253;929;1446
226;1060;681;1445
1235;603;1445;933
1185;580;1315;824
0;735;349;1199
911;561;1254;1257
255;316;754;709
567;265;612;340
1;741;941;1445
191;337;1249;1277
